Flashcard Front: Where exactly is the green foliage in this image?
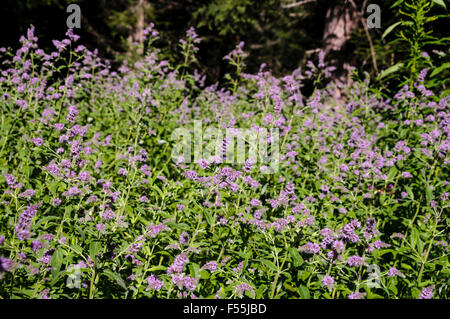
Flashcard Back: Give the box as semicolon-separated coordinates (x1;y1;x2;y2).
0;3;448;300
380;0;450;91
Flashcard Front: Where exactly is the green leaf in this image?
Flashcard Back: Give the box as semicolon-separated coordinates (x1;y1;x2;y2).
425;184;432;205
49;270;67;286
382;22;402;40
288;248;304;267
70;244;84;256
387;166;398;182
89;241;102;261
432;0;447;9
200;269;210;279
259;259;278;272
298;285;310;299
148;265;167;272
391;0;404;8
378;63;404;80
300;271;311;281
34;216;59;228
166;222;191;231
50;248;65;272
430;62;450;78
411;227;420;250
283;282;297;293
189;263;201;278
405;186;414;200
103;270;127;290
48;180;59;195
203;209;214;227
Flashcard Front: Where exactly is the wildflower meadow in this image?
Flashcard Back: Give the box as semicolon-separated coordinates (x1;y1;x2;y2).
0;19;448;299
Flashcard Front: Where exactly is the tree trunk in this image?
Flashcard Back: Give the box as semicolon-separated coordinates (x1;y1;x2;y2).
128;0;148;55
322;1;360;99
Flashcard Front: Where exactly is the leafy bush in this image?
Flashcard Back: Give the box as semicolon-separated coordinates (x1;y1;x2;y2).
379;0;450;94
0;25;448;299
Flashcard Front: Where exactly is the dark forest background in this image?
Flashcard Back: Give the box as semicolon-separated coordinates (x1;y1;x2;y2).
1;0;449;89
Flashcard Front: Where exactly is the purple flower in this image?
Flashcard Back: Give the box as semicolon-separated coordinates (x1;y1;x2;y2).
332;240;345;253
347;255;365;267
233;261;244;273
171;273;185;289
118;168;127;176
373;240;390;249
19;189;35;198
146;274;164;291
140;164;151;176
128;241;144;253
86;195;98;204
321;227;334;238
54;123;65;131
387;267;404;277
418;69;428;82
66;28;80;42
0;257;14;272
183;276;198;291
40;288;51;299
402;172;413;178
419;285;434;299
139;196;149;203
31;240;44;252
61;159;71;168
148;224;169;237
78;171;91;182
348;291;366;299
197;159;210;169
96;223;106;233
322;275;335;290
41;234;54;242
167;253;189;274
15;202;41;240
16;252;26;261
302;242;320;254
177;204;185;211
103;181;112;190
102;209;115;221
28;265;39;275
52;198;62;206
95;160;103;168
184;170;198;181
3;172;17;187
202;261;218;272
66;105;79;123
179;232;189;245
235;283;254;298
32;137;44;146
249;198;262;207
64;187;82;197
39;249;54;264
341;220;360;243
243;158;255;172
